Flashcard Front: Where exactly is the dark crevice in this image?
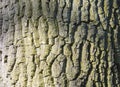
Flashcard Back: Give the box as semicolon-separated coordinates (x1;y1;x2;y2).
77;42;83;77
4;55;8;63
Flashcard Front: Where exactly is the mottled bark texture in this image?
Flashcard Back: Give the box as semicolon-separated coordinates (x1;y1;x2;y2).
0;0;120;87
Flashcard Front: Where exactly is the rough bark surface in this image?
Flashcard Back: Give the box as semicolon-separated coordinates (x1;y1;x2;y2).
0;0;120;87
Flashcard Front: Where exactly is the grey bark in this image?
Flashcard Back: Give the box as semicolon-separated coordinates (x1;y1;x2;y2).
0;0;120;87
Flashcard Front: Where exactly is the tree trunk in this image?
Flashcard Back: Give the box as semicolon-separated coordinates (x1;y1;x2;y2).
0;0;120;87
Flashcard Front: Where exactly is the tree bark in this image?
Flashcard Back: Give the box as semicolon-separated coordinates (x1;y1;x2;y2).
0;0;120;87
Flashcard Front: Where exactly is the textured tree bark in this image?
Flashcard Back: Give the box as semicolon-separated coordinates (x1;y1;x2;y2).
0;0;120;87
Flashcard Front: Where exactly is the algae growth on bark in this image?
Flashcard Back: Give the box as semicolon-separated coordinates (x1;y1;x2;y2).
0;0;120;87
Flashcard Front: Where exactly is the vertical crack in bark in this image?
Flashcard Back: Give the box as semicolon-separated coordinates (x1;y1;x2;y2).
0;0;120;87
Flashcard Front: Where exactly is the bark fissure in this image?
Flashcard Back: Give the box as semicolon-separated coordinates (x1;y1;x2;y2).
0;0;120;87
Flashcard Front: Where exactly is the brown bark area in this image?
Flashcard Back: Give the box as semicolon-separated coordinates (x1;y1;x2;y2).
0;0;120;87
